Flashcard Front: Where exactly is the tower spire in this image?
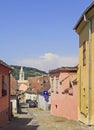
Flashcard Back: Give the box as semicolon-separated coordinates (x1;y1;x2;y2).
19;66;24;81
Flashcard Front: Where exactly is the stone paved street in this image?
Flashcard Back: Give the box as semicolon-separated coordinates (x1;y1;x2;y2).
0;106;94;130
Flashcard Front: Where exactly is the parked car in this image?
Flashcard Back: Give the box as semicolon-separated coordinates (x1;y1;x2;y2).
33;100;38;106
26;99;31;103
29;100;37;108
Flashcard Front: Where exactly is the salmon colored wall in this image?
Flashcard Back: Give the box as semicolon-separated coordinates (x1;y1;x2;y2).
50;72;78;121
0;64;10;125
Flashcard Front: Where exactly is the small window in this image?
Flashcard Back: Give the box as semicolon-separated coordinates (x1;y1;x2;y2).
51;78;54;92
2;75;7;96
43;80;46;84
56;78;59;93
69;81;73;88
60;81;62;85
69;81;73;95
83;41;86;66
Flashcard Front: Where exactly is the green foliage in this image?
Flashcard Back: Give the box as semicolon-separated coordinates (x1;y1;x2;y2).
11;65;47;80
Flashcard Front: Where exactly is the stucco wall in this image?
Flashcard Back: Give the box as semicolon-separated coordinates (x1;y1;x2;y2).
0;64;10;125
24;93;37;102
50;72;78;121
38;94;49;110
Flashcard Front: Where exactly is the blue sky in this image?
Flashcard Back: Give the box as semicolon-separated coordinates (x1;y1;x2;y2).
0;0;93;72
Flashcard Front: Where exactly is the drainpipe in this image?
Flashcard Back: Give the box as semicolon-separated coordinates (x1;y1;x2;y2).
8;71;11;121
84;14;92;125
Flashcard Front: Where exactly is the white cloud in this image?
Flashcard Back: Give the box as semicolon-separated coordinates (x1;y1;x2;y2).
14;53;78;72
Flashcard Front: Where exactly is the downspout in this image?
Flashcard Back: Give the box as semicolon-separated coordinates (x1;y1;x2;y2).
8;71;11;121
84;14;92;125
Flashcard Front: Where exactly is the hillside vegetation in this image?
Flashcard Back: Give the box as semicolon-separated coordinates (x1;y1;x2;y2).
11;65;47;80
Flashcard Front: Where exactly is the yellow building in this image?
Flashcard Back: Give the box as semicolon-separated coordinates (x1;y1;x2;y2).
74;2;94;125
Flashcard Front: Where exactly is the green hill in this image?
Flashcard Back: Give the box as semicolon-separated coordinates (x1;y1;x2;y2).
11;65;47;80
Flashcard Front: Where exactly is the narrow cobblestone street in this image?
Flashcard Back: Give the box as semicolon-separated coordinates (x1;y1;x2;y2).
0;105;94;130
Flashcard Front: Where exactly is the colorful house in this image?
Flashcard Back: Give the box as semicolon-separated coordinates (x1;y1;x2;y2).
74;2;94;125
49;67;78;121
0;60;12;125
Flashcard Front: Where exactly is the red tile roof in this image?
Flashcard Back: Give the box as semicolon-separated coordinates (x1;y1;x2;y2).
26;75;50;94
49;66;77;74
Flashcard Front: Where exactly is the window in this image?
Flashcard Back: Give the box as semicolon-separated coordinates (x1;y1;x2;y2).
56;78;59;93
83;41;86;66
60;81;62;85
21;74;24;80
2;75;7;96
51;78;54;92
69;81;73;88
69;81;73;95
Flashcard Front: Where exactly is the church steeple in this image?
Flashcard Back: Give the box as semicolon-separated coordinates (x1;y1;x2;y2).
19;66;24;81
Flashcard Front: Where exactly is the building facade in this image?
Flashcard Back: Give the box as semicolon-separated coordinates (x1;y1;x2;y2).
0;60;12;125
49;67;78;121
10;74;17;113
74;2;94;125
18;66;28;92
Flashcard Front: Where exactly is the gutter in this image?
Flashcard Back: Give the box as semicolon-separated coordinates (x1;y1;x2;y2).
84;14;92;125
8;71;11;121
74;2;94;30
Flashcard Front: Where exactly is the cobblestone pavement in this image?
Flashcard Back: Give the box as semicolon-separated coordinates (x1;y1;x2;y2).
0;105;94;130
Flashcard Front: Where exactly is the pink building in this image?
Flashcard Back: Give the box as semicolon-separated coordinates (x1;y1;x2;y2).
49;67;78;121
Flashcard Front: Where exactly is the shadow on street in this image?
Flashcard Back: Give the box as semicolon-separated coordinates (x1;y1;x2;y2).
0;115;39;130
